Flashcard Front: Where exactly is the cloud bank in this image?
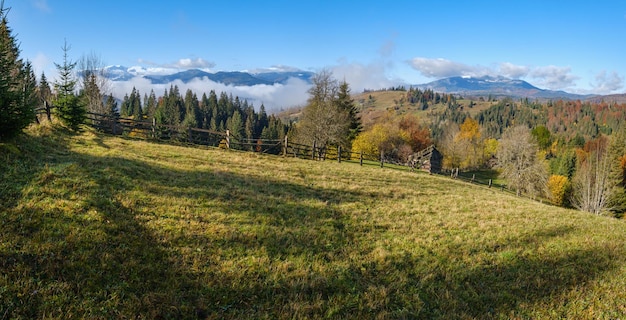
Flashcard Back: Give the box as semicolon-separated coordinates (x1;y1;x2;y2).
137;57;216;71
110;76;310;112
408;57;624;93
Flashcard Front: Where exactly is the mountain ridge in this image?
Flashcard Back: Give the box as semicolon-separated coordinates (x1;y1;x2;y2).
103;65;315;86
103;66;615;101
416;75;593;100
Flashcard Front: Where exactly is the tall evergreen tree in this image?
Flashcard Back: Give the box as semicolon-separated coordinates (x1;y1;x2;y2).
37;72;52;106
130;87;142;119
80;72;103;116
226;110;244;140
78;51;109;116
53;39;85;131
120;93;130;117
0;3;36;139
104;93;118;118
336;80;362;143
144;89;157;119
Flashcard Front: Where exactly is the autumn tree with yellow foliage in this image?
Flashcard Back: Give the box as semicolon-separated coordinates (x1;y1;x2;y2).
440;118;486;170
351;114;431;163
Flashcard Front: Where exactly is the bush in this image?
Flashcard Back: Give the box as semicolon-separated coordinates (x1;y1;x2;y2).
547;175;571;206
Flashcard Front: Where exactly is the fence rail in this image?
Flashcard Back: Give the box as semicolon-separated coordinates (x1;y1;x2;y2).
34;105;554;205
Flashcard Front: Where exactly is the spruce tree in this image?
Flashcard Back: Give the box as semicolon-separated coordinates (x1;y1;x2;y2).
0;3;36;139
336;80;362;143
120;93;130;117
104;93;118;118
144;90;157;119
38;72;52;105
53;40;85;131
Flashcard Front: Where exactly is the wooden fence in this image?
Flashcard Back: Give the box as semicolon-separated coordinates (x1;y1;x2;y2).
34;105;553;204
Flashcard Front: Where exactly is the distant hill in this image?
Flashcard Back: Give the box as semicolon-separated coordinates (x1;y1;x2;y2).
585;93;626;104
103;65;314;86
417;76;590;100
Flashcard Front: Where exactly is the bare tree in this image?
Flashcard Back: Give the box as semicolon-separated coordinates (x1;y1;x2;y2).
497;126;547;197
438;121;462;169
78;51;110;117
295;70;350;153
571;138;615;215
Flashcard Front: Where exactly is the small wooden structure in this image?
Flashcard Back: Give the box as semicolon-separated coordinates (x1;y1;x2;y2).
407;145;443;174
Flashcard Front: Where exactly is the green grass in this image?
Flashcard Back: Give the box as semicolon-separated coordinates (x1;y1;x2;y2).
2;123;626;319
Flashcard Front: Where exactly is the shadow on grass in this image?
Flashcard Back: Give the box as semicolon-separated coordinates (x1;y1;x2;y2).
410;226;622;318
1;130;625;319
0;133;374;318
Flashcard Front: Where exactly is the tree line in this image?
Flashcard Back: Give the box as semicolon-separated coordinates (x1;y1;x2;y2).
118;85;287;143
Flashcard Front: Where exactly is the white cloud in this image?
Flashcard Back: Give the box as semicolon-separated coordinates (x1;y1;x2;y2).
137;57;215;70
330;61;398;92
247;65;303;73
31;52;51;76
590;70;624;94
407;57;592;91
33;0;51;13
407;57;490;78
528;65;579;90
110;76;310;112
499;62;529;79
171;58;214;69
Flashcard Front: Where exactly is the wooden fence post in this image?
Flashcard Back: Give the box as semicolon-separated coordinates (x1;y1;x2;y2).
45;101;51;121
283;135;288;156
226;130;230;149
152;118;156;138
380;151;384;168
360;151;363;166
112;115;117;135
188;127;193;143
312;141;316;160
488;179;492;188
338;146;342;163
471;174;475;183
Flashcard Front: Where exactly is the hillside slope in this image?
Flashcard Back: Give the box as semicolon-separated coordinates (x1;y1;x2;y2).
1;124;626;319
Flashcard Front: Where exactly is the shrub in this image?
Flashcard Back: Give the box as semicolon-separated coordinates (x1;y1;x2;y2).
547;174;571;206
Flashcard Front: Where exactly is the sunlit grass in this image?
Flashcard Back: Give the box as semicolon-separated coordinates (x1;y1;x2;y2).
1;123;626;319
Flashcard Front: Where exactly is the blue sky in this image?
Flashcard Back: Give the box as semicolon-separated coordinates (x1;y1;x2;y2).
7;0;626;108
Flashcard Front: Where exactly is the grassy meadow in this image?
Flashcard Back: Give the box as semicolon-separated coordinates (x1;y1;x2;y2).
1;123;626;319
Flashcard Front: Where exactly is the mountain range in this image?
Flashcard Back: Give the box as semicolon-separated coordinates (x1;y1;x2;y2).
104;66;597;100
103;65;315;86
416;76;592;100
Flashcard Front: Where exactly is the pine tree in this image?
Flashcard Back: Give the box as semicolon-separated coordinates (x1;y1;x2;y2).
104;93;118;118
53;40;85;131
226;110;244;140
0;3;36;139
22;61;38;120
144;90;157;119
120;94;130;117
607;125;626;216
336;80;362;143
38;72;52;105
130;87;142;119
183;89;200;128
80;72;103;118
